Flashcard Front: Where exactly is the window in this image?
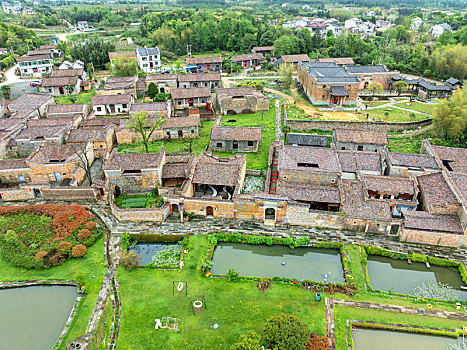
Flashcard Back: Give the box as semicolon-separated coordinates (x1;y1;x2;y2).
122;104;127;108
18;175;25;183
341;147;345;150
297;162;319;168
357;145;364;151
191;129;195;133
322;95;325;98
216;142;222;148
323;85;326;88
248;141;254;146
97;107;102;111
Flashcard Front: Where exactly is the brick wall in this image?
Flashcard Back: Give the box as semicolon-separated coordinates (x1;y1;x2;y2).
334;141;386;153
0;187;35;201
350;72;397;90
27;161;80;184
217;95;270;115
183;198;236;219
400;227;463;248
110;201;170;222
210;139;259;152
0;168;32;184
41;187;99;201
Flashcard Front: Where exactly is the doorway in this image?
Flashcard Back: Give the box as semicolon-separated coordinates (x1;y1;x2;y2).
178;130;183;138
54;172;62;181
171;203;179;213
58;86;65;95
233;141;238;150
265;208;276;220
206;206;214;216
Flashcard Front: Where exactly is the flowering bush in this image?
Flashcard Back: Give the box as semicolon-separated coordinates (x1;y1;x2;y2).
305;334;329;350
0;205;100;269
72;244;87;258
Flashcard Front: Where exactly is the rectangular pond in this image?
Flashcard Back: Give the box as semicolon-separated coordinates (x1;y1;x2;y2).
210;242;344;282
0;285;78;350
131;242;176;265
367;255;467;300
353;328;457;350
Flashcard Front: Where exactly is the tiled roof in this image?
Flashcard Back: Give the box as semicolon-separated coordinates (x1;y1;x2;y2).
16;54;52;62
27;118;73;127
210;126;261;141
186;56;222;65
280;54;310;63
312;57;355;65
361;174;416;195
40;44;57;50
446;77;461;85
67;126;111;143
340;180;392;220
105;76;136;90
7;93;53;116
276;180;340;203
403;210;463;234
130;102;168;113
164;116;200;128
177;73;221;82
346;65;388;74
146;74;177;82
91;94;132;105
41;76;79;87
305;62;359;83
104;150;163;171
47;103;87;115
171;87;210;99
0;159;29;170
334;129;388;145
417;172;459;209
388;152;440;170
192;152;246;187
27;144;79;163
330;85;348;96
337;151;381;173
252;46;274;51
81;118;123;128
50;69;84;78
216;86;266;100
287;133;328;147
230;53;264;62
430;145;467;174
278;145;341;173
450;173;467;202
27;49;53;56
137;47;160;57
161;153;195;179
16;125;69;140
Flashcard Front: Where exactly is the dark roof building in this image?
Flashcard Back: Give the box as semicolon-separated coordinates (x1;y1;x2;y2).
287;133;328;147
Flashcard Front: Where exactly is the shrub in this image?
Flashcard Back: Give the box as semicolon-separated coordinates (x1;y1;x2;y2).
265;237;274;246
147;245;182;267
282;237;294;246
305;334;329;350
85;221;97;231
258;279;271;292
35;251;47;260
297;237;311;246
262;314;309;350
207;235;218;245
72;244;87;258
227;268;240;282
247;235;265;245
46;252;65;267
119;250;142;270
230;330;262;350
77;229;92;241
201;259;213;274
58;241;73;253
120;233;137;251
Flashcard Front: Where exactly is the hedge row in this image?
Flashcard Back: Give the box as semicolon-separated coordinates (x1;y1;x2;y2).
128;233;186;243
353;321;459;338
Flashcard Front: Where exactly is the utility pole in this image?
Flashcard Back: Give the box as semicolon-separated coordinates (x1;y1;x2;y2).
186;44;192;57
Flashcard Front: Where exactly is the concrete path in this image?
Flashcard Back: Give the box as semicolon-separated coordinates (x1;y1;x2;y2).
264;87;294;102
392;105;432;116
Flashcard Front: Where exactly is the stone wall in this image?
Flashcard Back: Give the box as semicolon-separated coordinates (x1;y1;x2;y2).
350;72;397;90
210;139;259;152
41;187;100;201
183;198;236;219
110;201;170;222
0;187;35;201
399;227;464;248
217;95;270;115
0;168;32;184
279;169;339;186
27;160;81;184
334;140;386;153
286;118;432;132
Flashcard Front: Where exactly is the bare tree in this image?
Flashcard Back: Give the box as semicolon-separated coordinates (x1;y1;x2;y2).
179;137;195;153
70;142;94;186
127;111;166;153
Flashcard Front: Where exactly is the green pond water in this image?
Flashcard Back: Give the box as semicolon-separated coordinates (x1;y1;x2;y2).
367;255;467;300
131;242;176;265
210;242;344;282
353;328;457;350
0;285;78;350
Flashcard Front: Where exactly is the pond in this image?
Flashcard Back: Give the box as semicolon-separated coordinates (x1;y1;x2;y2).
367;255;467;300
353;328;457;350
210;242;344;282
131;242;176;265
0;285;78;350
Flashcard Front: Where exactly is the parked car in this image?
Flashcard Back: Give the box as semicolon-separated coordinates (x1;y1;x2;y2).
30;80;42;87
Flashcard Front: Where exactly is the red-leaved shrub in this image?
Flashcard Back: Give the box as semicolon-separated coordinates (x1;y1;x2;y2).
58;241;73;253
77;229;92;241
72;244;87;258
85;221;97;231
35;251;47;260
305;334;329;350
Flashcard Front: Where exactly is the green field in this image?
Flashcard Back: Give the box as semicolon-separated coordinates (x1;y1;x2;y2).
394;101;439;114
54;89;96;105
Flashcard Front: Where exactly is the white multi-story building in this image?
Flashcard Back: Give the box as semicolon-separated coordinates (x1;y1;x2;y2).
410;17;423;30
431;23;452;38
16;55;53;77
324;19;344;37
136;47;161;74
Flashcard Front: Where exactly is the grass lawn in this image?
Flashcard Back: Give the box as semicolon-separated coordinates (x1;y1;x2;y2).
357;107;427;123
54;89;96;105
362;100;393;107
334;305;463;350
0;236;107;349
394;101;439;114
117;235;326;349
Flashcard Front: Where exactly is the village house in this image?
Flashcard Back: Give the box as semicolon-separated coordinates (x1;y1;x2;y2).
345;64;398;90
384;152;440;177
215;86;269;115
171;88;211;109
104;76;137;95
67;124;116;159
416;79;454;100
410;17;423;30
0;118;25;157
161;153;196;187
41;76;81;95
27;49;54;57
297;62;359;106
287;133;328;147
104;148;166;195
422;141;467;174
431;23;451;38
251;46;274;57
332;129;388;152
275;54;310;68
40;44;61;58
310;57;355;66
16;54;53;77
129;102;171;118
7;92;53;119
78;21;89;31
0;159;32;187
375;19;393;31
230;53;265;69
145;74;178;94
91;94;133;116
210;126;261;153
163;116;201;139
305;22;328;39
446;77;463;90
46;104;90;125
177;73;221;89
186;56;223;73
26;143;93;185
108;51;137;67
136;47;161;73
337;150;383;179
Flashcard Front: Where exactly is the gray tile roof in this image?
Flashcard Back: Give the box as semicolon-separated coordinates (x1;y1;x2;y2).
388;152;440;170
171;87;210;99
231;53;264;62
403;210;463;234
210;126;261;141
346;65;388;74
186;56;222;65
276;180;340;203
7;93;53;117
287;133;328;147
177;72;221;82
278;145;341;173
192;152;246;187
164;116;200;129
27;144;79;163
50;69;84;78
104;150;163;171
430;145;467;174
130;102;168;114
361;174;416;195
337;151;381;173
137;47;160;57
41;76;79;87
334;129;388;145
417;172;459;209
47;103;88;115
330;85;348;96
91;94;132;106
216;86;266;100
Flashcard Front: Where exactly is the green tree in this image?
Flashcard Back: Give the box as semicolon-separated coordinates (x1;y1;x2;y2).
273;35;299;56
432;88;467;141
112;58;139;77
279;63;294;90
69;38;115;69
127;111;166;153
393;80;408;95
147;82;159;100
66;84;74;94
0;85;11;100
281;125;291;141
365;82;384;96
230;331;262;350
262;314;309;350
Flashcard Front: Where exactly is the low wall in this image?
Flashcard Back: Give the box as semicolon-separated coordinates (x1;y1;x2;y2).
399;227;464;248
110;202;171;222
245;169;262;176
183;198;235;219
41;187;100;201
285;118;432;132
0;187;35;201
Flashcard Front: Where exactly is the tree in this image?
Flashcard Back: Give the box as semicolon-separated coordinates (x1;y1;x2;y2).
230;331;262;350
147;82;159;100
180;137;195;153
432;88;467;141
279;64;294;90
112;58;139;77
262;314;309;350
281;125;291;141
365;82;384;96
66;84;74;95
0;85;11;100
70;143;94;186
127;111;166;153
393;80;408;95
69;38;115;69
